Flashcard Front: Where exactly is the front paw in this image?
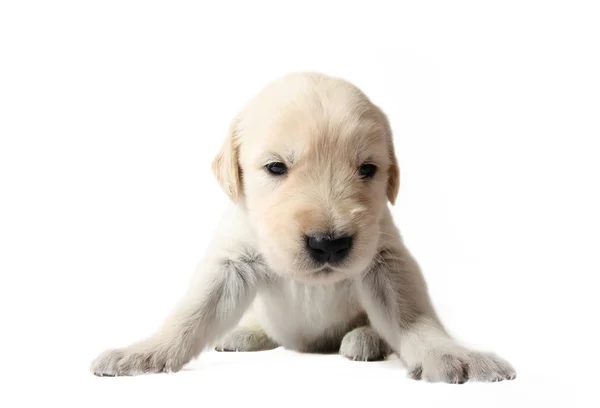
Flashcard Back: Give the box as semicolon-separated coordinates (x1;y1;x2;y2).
408;347;516;383
91;342;186;377
339;326;391;361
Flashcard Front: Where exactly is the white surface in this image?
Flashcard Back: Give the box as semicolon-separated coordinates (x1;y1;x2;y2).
0;1;598;407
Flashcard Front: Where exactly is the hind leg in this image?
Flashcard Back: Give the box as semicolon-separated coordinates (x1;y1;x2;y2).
339;326;391;361
215;313;279;352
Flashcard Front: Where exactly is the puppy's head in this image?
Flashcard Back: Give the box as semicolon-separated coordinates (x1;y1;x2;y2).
213;73;399;284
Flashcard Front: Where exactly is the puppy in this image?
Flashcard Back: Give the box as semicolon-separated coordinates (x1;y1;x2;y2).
91;72;516;383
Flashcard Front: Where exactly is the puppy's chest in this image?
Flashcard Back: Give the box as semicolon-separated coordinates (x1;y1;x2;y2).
253;279;363;344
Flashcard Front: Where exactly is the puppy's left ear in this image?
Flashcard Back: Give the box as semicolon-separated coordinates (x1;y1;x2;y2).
387;148;400;205
374;106;400;205
212;118;243;202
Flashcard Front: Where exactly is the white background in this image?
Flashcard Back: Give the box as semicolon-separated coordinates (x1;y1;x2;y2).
1;1;598;407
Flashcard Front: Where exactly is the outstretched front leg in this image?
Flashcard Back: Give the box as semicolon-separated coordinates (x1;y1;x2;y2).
356;242;516;383
91;252;267;376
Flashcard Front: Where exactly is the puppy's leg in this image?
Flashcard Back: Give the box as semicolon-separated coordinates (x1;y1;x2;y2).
356;243;516;383
215;311;279;352
339;326;391;361
91;256;264;376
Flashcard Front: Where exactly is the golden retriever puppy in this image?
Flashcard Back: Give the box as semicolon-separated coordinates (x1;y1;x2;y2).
91;72;516;383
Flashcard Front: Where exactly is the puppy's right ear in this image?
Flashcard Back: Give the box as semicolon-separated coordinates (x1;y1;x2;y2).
212;118;242;202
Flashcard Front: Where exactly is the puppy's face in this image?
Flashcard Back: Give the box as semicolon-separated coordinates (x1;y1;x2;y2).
213;73;399;284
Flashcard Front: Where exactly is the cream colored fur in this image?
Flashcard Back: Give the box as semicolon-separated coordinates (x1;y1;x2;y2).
91;72;515;383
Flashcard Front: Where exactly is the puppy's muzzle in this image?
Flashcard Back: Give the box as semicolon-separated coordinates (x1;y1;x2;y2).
305;235;353;264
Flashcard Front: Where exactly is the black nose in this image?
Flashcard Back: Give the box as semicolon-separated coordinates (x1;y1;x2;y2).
306;235;353;264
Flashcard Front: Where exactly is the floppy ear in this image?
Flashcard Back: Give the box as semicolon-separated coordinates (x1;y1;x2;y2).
374;105;400;205
212;119;242;202
387;147;400;205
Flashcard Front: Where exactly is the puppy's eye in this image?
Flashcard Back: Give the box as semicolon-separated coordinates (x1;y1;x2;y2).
265;162;287;176
358;163;377;179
